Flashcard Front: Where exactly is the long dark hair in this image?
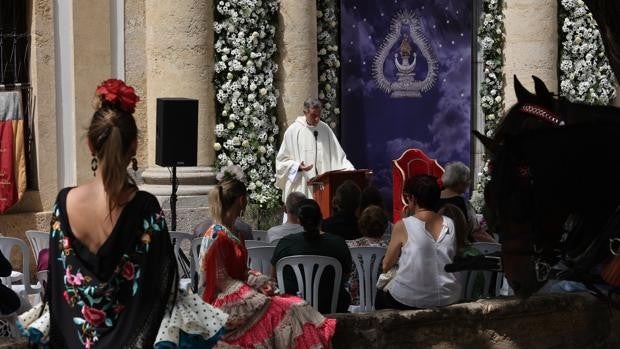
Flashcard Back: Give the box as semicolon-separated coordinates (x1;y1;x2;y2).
88;104;138;212
297;199;322;240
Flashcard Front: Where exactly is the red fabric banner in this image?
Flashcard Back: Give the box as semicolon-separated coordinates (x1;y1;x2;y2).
0;91;26;214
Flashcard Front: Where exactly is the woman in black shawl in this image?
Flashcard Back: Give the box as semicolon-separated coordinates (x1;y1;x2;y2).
18;79;227;348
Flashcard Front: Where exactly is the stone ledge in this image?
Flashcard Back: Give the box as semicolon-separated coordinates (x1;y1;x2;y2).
1;293;616;348
331;293;619;348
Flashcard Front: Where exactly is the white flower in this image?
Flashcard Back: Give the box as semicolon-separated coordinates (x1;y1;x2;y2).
259;88;267;96
213;142;222;151
227;122;235;130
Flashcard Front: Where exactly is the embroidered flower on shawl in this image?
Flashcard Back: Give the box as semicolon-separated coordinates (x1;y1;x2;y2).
216;165;247;184
65;267;85;286
51;206;165;348
62;236;71;251
121;261;135;280
82;305;106;327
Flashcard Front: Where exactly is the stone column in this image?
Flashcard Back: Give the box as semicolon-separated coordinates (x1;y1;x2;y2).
73;0;112;184
504;0;558;107
277;1;319;127
139;0;217;218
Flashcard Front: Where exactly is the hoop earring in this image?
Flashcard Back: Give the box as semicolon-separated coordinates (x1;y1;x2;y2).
131;157;138;172
91;157;98;176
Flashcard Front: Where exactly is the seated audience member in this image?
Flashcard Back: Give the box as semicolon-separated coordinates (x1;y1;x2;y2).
199;168;336;347
359;185;393;242
321;180;362;240
359;185;384;212
267;191;306;243
346;205;389;306
376;175;461;310
193;216;253;240
437;204;468;254
0;250;20;315
440;162;495;243
272;199;353;314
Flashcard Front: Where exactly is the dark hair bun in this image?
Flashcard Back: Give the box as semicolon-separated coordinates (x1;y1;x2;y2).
296;199;322;238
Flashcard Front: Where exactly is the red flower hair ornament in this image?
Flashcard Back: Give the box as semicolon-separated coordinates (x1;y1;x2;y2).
95;79;140;113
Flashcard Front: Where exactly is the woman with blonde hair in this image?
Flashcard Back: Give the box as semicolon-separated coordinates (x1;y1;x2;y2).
18;79;227;348
199;166;336;348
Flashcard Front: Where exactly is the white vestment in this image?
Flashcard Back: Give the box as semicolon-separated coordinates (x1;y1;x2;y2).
275;116;354;201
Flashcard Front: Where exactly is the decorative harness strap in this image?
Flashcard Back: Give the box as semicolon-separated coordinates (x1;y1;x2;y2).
519;103;565;126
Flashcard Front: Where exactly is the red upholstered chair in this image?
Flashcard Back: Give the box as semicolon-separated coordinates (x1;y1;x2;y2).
392;149;444;222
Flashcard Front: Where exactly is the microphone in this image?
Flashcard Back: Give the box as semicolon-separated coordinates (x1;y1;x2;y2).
313;131;318;176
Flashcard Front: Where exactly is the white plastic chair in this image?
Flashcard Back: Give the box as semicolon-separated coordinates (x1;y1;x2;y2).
463;242;504;299
169;231;193;291
276;255;342;313
349;246;386;312
247;246;276;275
25;230;50;267
251;230;268;242
0;237;43;305
245;240;270;248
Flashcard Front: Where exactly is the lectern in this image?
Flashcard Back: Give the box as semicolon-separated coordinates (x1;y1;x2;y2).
308;169;371;219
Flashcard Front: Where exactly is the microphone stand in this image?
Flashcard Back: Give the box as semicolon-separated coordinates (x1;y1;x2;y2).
170;165;178;231
313;130;318;176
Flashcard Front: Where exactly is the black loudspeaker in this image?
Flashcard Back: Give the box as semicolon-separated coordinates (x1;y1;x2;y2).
156;98;198;167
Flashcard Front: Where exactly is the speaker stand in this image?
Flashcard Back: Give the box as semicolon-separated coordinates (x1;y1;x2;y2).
170;165;178;231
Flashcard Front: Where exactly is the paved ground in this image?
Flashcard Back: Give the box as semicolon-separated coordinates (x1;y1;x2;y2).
0;337;27;348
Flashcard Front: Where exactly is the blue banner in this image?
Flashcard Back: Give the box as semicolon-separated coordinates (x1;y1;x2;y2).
340;0;474;208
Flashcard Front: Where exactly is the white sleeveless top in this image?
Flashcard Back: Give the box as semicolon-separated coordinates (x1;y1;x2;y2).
387;216;461;308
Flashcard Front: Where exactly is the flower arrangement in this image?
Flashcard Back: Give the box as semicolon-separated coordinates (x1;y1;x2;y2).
212;0;281;209
95;78;140;113
317;0;341;130
559;0;616;105
472;0;505;212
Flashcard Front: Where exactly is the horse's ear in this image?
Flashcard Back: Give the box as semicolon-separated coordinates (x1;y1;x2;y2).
473;130;498;154
532;75;554;107
514;75;536;103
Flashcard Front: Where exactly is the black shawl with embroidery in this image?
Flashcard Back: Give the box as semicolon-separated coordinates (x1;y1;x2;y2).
46;188;177;348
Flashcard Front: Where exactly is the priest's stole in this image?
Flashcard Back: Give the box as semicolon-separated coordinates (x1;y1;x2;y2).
0;91;26;213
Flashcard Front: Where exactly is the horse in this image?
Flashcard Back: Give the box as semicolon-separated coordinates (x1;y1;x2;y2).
473;76;620;298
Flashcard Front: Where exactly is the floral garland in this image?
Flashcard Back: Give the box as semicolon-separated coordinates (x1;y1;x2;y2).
212;0;281;209
317;0;341;130
471;0;506;212
559;0;616;104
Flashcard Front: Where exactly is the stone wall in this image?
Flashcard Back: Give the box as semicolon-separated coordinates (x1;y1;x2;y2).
332;293;620;348
504;0;558;107
1;293;617;348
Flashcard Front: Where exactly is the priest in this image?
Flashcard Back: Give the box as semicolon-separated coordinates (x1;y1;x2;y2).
275;97;355;201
